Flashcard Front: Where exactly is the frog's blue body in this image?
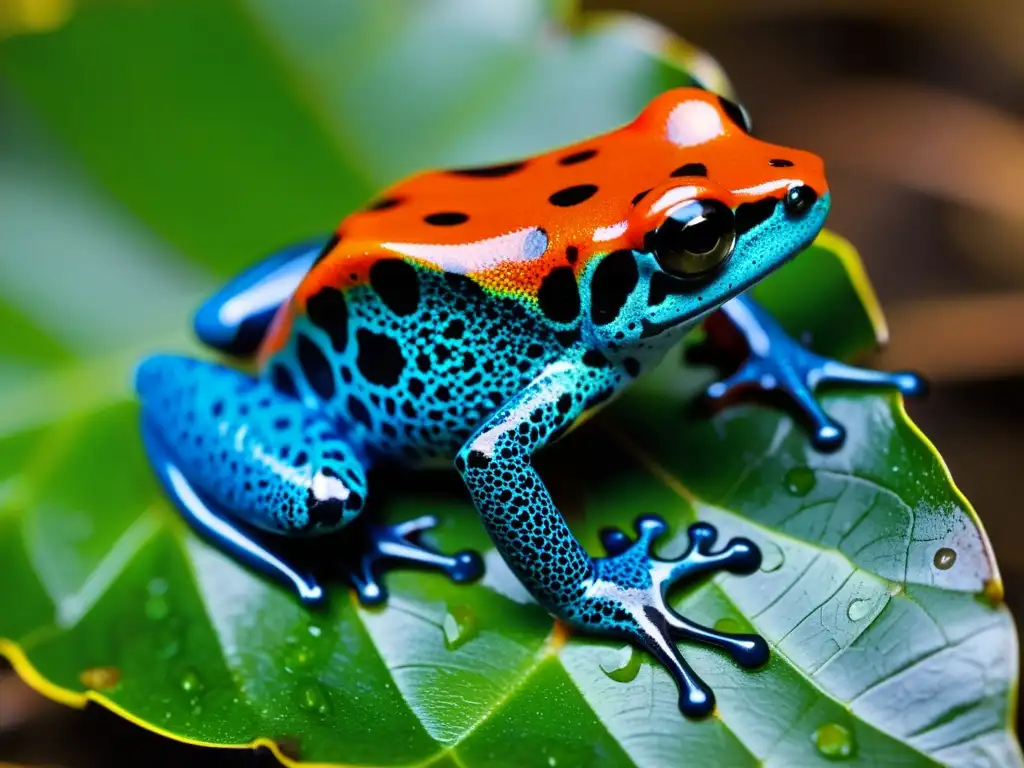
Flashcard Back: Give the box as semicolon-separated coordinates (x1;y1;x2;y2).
136;88;922;717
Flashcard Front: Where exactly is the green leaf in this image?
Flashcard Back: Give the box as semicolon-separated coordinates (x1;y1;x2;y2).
0;2;1018;766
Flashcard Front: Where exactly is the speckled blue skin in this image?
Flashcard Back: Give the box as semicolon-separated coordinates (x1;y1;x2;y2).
136;186;922;717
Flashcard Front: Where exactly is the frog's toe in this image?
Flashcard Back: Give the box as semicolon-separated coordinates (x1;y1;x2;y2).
662;604;770;668
574;519;769;718
816;359;928;398
598;526;633;556
339;515;484;606
705;340;926;452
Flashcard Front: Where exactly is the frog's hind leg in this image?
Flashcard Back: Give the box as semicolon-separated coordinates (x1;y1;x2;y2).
193;235;334;357
137;353;363;604
699;293;926;451
136;354;481;605
141;419;328;603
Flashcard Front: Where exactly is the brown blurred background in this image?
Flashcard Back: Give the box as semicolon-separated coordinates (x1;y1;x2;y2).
2;0;1022;764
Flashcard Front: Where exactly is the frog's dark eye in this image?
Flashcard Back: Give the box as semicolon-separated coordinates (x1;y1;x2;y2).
717;96;753;134
647;199;736;279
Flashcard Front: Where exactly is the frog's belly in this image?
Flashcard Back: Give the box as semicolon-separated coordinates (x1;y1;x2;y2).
261;266;572;466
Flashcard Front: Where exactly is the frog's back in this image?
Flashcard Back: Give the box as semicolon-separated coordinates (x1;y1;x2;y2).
253;98;666;464
255;86;824;464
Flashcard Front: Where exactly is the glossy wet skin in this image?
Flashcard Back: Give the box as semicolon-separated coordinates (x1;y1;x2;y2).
138;86;922;718
257;87;830;465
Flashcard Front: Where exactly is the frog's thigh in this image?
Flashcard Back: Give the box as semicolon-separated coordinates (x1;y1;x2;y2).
193;236;332;357
136;354;366;535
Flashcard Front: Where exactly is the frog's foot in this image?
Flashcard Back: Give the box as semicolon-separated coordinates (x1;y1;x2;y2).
702;295;926;452
141;417;327;606
337;515;484;606
572;516;769;717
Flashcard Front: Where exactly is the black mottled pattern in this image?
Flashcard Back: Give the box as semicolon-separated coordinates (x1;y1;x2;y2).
424;212;469;226
537;266;581;324
369;259;420;317
307;287;349;352
549;184;598;207
558;149;598;165
671;163;707;178
590;250;639;325
735;197;779;235
449;162;526;178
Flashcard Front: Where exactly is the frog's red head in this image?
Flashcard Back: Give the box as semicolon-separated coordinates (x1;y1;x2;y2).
577;86;833;347
630;87;828;206
618;89;827;278
617;87;829;279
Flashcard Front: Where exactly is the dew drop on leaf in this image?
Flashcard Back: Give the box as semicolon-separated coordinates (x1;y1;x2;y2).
934;547;957;570
784;466;816;496
599;645;643;683
79;666;120;690
145;595;169;621
759;540;785;572
813;722;855;760
713;617;742;634
298;682;332;715
443;604;478;650
179;668;202;694
144;578;170;620
283;633;315;671
846;599;871;622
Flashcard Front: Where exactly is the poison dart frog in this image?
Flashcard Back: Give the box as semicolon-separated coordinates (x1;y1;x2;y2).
136;87;923;717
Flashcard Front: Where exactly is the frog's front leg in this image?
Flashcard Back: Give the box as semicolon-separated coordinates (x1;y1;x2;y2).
136;354;480;605
193;235;332;357
456;359;768;717
700;293;926;451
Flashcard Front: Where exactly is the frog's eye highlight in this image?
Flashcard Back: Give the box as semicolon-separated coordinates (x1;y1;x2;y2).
647;199;736;279
717;96;753;134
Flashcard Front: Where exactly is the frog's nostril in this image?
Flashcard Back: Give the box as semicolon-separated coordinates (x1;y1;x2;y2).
783;185;817;216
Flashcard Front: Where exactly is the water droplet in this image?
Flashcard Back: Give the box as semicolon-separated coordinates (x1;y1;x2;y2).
144;577;170;620
307;623;323;638
548;758;557;767
145;594;169;621
298;682;331;715
784;467;816;496
813;722;855;760
190;699;203;716
443;605;478;650
713;617;742;634
886;581;903;597
759;540;785;573
600;645;643;683
934;547;957;570
179;668;202;694
156;636;180;660
79;666;120;690
284;642;314;671
846;599;871;622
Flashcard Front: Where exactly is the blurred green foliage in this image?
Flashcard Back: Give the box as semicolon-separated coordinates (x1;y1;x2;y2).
0;2;1018;766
